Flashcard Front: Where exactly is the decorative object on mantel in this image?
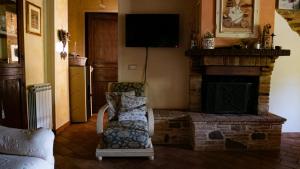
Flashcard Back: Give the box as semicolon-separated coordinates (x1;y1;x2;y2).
190;32;198;49
202;32;215;49
58;29;70;59
261;24;272;49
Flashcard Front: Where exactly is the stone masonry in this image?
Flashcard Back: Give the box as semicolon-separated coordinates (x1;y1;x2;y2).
152;110;285;151
190;112;286;151
152;109;191;145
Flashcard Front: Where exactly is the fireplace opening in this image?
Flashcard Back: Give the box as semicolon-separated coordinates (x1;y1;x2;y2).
202;75;259;114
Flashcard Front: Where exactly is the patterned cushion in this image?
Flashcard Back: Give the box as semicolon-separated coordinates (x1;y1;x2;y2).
110;82;145;96
119;112;147;123
105;91;135;120
120;95;147;112
103;121;149;149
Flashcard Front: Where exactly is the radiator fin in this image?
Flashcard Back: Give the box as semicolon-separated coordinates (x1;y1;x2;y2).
28;83;52;129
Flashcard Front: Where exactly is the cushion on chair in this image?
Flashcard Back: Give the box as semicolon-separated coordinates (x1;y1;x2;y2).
118;94;147;123
105;91;135;120
120;95;147;112
110;82;145;96
103;121;149;149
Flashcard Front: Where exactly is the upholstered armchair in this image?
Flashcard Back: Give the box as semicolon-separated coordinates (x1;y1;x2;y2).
96;82;154;160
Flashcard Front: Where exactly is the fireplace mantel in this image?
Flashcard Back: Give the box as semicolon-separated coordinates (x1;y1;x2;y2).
185;48;290;57
186;49;291;72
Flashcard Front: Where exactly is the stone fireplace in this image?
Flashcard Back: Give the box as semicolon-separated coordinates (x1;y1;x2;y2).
184;48;290;150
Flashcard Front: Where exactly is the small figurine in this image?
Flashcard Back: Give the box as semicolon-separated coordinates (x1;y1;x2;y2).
271;33;276;49
262;24;271;49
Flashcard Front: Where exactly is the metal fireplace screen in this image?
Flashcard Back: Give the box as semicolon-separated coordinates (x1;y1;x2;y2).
202;76;259;114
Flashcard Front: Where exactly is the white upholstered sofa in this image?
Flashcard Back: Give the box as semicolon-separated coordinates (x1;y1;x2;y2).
0;125;55;169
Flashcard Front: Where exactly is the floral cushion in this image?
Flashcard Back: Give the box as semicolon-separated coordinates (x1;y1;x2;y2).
103;121;149;149
119;112;147;123
120;95;147;112
110;82;145;96
105;91;135;120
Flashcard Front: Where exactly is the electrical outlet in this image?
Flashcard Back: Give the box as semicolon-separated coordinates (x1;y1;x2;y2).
128;64;137;70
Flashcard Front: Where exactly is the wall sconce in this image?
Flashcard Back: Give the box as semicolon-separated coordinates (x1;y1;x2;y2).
58;29;70;59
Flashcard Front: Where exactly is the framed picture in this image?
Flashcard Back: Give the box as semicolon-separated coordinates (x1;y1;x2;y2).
216;0;260;38
26;1;41;36
8;44;18;63
277;0;300;10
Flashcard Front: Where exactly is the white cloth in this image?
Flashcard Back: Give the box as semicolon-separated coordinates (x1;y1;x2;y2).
0;125;55;168
0;154;53;169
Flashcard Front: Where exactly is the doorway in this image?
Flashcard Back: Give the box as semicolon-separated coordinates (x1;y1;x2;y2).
85;13;118;114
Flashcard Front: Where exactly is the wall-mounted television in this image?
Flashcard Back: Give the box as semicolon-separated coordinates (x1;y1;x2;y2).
125;14;179;48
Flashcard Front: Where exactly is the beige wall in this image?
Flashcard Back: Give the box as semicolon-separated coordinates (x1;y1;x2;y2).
45;0;70;130
24;0;45;86
118;0;195;109
68;0;118;57
54;0;70;129
270;12;300;132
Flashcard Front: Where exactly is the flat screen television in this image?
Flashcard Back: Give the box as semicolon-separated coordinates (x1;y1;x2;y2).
125;14;179;47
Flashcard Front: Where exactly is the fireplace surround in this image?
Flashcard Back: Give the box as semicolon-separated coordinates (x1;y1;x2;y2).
184;48;290;150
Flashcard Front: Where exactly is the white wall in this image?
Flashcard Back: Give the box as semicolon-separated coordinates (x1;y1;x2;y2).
118;0;195;109
270;12;300;132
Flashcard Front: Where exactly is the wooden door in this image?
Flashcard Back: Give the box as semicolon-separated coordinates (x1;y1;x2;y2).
85;13;118;114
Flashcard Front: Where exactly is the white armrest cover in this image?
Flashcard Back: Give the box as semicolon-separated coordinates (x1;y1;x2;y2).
0;154;54;169
147;107;154;136
0;126;55;165
96;104;109;134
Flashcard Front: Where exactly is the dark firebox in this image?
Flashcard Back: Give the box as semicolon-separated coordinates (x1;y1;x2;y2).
202;75;259;114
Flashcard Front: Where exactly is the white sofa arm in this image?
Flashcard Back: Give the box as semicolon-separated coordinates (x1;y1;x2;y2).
0;126;55;165
147;107;154;137
96;104;109;135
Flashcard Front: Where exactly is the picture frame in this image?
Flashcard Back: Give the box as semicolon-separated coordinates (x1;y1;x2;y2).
277;0;300;10
26;1;41;36
8;44;18;63
215;0;260;38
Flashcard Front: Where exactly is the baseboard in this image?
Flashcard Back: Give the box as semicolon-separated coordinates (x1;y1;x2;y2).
54;121;70;135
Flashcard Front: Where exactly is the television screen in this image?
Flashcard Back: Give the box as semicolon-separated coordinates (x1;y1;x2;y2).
125;14;179;47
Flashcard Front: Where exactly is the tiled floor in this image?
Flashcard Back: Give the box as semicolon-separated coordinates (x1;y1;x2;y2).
54;115;300;169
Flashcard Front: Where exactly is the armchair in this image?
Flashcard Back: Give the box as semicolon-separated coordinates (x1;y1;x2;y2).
96;82;154;160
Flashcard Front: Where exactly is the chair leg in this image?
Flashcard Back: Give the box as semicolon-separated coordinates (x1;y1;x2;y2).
149;156;154;160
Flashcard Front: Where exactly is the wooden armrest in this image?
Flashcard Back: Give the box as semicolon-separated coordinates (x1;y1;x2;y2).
96;104;109;135
147;107;154;137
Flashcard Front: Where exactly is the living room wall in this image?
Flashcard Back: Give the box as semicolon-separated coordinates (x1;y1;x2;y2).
270;12;300;132
45;0;70;130
118;0;195;109
24;0;45;86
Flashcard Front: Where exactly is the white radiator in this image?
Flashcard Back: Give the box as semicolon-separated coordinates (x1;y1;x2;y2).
28;83;52;129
